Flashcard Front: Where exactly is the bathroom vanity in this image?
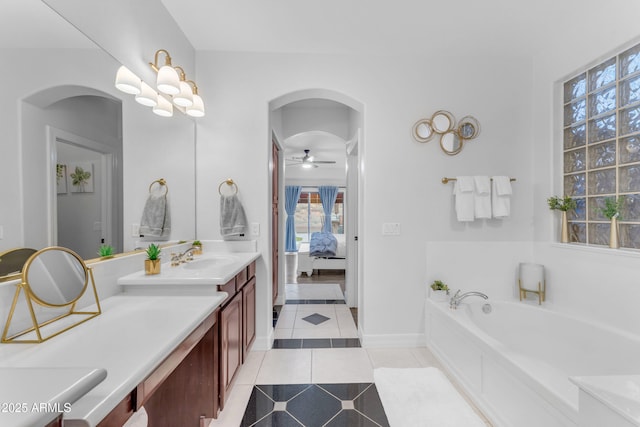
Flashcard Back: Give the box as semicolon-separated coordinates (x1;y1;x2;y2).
0;242;260;426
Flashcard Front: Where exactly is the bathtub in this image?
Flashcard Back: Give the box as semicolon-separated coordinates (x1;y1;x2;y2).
425;298;640;427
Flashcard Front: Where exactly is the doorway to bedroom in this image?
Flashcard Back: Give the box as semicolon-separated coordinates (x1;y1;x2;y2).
269;89;363;346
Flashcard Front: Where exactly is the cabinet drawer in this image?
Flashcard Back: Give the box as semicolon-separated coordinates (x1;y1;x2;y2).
218;278;236;303
247;261;256;279
235;267;248;290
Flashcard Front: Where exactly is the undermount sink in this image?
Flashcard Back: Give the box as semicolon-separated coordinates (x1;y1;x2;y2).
182;256;236;270
117;251;257;287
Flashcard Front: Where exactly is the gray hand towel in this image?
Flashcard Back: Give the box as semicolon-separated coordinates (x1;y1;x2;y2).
139;191;171;238
220;194;247;237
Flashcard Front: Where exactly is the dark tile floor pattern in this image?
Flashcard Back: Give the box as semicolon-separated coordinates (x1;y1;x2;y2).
302;313;331;325
241;383;390;427
286;299;346;305
272;338;361;349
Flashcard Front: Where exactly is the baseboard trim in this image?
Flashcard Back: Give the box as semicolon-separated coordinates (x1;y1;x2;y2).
252;330;275;351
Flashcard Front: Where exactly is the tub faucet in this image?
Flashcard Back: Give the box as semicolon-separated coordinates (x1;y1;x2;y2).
449;290;488;309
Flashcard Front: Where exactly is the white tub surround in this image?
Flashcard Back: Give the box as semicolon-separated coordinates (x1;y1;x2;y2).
0;367;106;427
571;375;640;427
0;294;226;426
425;298;640;427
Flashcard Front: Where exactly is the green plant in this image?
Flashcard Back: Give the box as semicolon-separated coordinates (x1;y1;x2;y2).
430;280;449;292
193;240;202;246
146;243;161;260
601;197;622;220
97;244;114;257
547;195;577;212
70;166;91;187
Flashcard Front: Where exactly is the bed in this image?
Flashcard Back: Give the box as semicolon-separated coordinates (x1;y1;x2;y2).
296;233;346;277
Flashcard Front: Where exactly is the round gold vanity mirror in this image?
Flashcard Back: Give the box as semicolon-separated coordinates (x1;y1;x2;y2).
431;110;455;134
23;246;88;307
440;130;464;156
2;246;101;343
412;118;435;143
458;116;480;140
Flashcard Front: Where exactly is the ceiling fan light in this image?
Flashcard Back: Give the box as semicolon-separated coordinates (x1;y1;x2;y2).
302;163;313;169
114;65;141;95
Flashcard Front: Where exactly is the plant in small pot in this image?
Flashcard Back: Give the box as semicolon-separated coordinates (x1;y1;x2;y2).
192;240;203;255
601;197;622;249
145;244;162;275
430;280;450;302
97;244;114;259
547;195;577;243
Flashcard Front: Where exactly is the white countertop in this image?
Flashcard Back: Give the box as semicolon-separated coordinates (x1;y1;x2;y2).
571;375;640;425
0;367;106;427
117;251;260;287
0;293;226;427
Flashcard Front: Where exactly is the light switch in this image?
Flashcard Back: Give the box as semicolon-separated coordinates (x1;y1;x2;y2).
131;223;140;237
382;223;401;235
251;223;260;236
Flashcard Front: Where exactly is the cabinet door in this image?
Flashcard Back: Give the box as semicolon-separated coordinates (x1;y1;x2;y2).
219;291;243;408
243;276;256;359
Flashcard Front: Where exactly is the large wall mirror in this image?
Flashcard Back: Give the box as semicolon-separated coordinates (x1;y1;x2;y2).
0;3;196;279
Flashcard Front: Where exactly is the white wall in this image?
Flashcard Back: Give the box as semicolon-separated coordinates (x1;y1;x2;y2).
195;51;535;346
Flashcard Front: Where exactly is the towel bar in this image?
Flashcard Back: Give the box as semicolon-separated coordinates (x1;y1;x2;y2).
218;178;238;195
441;177;516;184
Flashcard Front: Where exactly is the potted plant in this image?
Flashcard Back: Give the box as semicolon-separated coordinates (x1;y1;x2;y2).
192;240;203;255
601;197;622;249
547;195;577;243
430;280;450;302
145;243;162;275
97;244;114;259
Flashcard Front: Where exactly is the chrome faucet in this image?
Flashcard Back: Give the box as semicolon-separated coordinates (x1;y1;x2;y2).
449;290;489;309
171;247;196;266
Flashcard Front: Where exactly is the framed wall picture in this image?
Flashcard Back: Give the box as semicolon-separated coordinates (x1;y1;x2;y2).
56;163;68;194
69;162;94;193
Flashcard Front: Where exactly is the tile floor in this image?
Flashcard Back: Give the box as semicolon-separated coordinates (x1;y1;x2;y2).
207;282;492;426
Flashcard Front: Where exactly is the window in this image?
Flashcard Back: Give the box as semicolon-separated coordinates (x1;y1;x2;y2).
294;190;344;243
563;42;640;248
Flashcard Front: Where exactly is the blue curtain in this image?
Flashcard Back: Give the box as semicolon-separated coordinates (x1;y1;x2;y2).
318;186;338;233
285;186;302;252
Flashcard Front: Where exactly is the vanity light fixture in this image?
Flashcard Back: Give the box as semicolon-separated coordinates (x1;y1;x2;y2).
185;81;205;117
172;67;194;107
153;95;174;117
114;65;141;95
150;49;180;95
135;81;158;107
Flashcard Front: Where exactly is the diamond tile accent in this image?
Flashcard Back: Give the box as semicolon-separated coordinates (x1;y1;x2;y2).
302;313;330;325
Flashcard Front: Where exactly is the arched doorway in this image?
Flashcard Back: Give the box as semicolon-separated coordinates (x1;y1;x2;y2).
269;89;364;334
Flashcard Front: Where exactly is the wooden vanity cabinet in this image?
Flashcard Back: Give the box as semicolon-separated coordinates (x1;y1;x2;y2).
218;261;256;410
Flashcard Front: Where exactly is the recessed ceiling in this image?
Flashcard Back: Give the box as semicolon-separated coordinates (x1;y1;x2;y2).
0;0;97;48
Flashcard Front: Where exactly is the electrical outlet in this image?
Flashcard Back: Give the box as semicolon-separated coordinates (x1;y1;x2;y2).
131;223;140;237
251;222;260;236
382;223;401;235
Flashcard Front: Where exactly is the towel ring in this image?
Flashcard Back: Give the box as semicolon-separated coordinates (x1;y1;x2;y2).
218;178;238;195
149;178;169;195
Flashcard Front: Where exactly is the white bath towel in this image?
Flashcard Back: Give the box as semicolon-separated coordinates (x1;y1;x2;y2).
139;190;171;239
454;176;475;222
492;176;512;218
474;176;492;219
374;367;486;427
220;194;248;237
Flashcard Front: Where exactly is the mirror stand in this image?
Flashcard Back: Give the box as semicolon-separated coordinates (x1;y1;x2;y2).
1;248;102;344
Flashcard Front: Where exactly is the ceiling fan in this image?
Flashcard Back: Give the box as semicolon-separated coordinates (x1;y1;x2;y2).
286;149;337;169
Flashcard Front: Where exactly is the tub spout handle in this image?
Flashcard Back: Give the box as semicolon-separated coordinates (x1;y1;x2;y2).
449;290;488;309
